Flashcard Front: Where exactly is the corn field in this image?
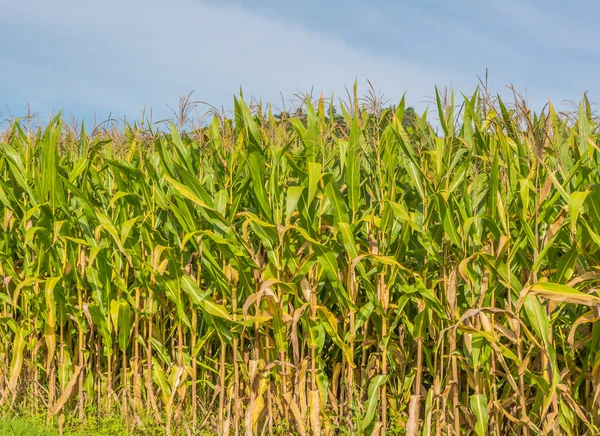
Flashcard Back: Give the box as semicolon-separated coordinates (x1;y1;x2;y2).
1;87;600;435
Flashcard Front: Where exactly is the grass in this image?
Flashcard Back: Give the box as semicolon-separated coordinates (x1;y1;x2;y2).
1;85;599;435
0;416;53;436
0;413;128;436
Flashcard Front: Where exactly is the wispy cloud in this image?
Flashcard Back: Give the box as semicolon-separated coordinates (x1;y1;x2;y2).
1;0;467;121
1;0;596;122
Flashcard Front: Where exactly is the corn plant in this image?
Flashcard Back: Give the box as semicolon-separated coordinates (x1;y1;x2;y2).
0;87;600;435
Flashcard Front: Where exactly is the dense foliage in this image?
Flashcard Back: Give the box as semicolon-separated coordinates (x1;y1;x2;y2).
1;88;600;435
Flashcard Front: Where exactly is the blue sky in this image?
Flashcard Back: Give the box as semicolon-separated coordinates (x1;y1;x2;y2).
1;0;598;124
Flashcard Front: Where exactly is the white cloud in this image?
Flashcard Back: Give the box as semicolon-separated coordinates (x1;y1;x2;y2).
4;0;591;122
1;0;467;120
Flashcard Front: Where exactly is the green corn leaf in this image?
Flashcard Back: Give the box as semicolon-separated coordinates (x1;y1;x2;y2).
470;394;488;436
361;375;388;431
